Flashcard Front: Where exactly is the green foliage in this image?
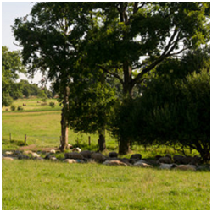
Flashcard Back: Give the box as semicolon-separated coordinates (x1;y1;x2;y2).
10;105;16;111
113;69;210;160
49;101;55;107
2;46;25;106
17;106;24;111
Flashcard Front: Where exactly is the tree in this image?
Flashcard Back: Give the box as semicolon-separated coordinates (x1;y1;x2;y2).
120;69;210;161
83;2;209;154
68;70;117;151
13;3;91;150
2;46;25;106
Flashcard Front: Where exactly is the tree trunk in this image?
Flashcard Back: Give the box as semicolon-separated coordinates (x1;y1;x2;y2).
119;62;132;155
98;127;106;152
59;86;70;151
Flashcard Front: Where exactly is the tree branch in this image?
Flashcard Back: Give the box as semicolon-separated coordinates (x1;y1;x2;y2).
97;65;124;84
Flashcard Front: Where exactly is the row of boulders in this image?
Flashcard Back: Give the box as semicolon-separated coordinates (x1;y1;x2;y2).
2;150;209;171
156;154;201;165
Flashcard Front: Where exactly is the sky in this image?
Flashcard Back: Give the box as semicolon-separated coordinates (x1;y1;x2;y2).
2;2;45;86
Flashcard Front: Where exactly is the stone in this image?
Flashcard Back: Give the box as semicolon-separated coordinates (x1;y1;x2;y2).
155;155;162;160
134;160;153;167
109;151;118;158
45;154;57;160
64;152;84;160
65;159;77;164
159;156;171;164
130;154;142;160
72;147;81;153
174;165;196;171
173;155;194;165
159;163;177;170
189;155;201;166
5;151;13;156
50;149;56;154
91;153;105;162
3;156;15;161
165;154;172;160
103;160;127;166
24;150;33;155
80;150;93;159
14;150;21;155
18;155;30;160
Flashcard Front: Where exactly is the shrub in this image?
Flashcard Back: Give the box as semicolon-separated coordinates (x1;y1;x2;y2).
49;101;55;107
41;102;47;106
10;105;16;111
17;106;24;111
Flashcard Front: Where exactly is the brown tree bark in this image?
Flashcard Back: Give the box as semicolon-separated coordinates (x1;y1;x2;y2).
59;86;70;151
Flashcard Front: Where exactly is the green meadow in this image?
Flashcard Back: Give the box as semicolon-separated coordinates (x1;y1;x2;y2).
2;98;210;210
2;161;210;210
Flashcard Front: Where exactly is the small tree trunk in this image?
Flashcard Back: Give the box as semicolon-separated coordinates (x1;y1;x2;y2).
119;135;131;155
59;86;70;151
98;127;106;152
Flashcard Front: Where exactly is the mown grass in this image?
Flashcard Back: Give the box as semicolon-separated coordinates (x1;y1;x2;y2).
2;160;210;210
2;98;61;112
2;111;117;149
2;108;199;158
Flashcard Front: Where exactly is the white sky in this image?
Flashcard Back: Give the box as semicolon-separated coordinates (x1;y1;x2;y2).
2;2;46;87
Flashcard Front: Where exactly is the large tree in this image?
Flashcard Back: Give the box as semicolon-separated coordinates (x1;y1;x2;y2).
13;3;90;150
83;2;209;154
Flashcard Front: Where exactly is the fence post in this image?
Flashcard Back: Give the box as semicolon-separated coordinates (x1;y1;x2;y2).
88;136;91;145
25;134;27;144
9;133;11;142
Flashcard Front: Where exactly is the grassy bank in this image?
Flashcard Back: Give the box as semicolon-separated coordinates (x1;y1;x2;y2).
2;160;210;210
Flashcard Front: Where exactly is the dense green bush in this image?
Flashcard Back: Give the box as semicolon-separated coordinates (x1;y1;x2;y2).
112;69;210;161
10;105;16;111
49;101;55;107
17;106;24;111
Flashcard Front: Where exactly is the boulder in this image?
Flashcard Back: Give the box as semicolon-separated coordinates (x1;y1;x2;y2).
67;144;73;149
18;155;30;160
165;154;172;160
64;152;84;160
72;147;81;153
103;160;127;166
14;150;21;155
144;159;159;166
159;156;171;164
196;165;210;171
159;163;177;170
34;156;43;160
189;155;201;166
80;150;93;159
50;149;56;154
174;165;196;171
64;159;77;164
109;151;118;158
155;155;162;160
3;156;15;161
134;160;153;167
173;155;194;164
130;154;142;160
5;151;13;156
24;150;33;155
120;158;132;166
91;153;105;162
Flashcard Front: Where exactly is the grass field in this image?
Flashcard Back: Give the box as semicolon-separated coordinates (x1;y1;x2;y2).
2;160;210;210
2;98;210;210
